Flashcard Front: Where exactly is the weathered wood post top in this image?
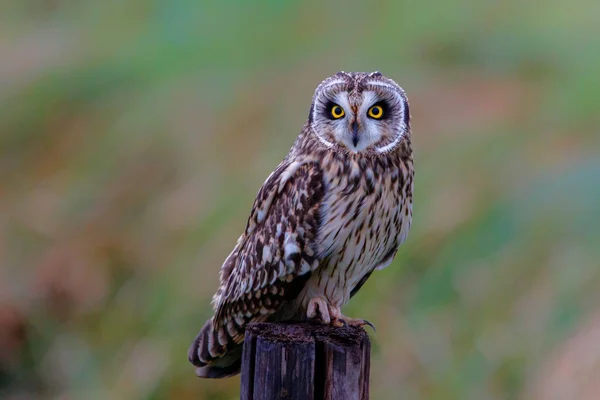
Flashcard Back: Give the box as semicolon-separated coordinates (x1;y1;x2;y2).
240;322;371;400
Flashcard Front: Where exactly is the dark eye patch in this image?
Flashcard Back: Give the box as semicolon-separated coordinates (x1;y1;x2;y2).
323;100;340;120
370;100;390;119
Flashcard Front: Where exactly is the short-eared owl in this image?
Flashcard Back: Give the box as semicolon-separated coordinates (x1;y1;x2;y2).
189;71;413;378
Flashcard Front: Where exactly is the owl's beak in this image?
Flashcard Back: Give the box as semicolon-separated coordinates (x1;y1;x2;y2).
351;120;359;147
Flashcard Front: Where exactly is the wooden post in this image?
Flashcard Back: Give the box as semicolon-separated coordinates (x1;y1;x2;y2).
240;322;370;400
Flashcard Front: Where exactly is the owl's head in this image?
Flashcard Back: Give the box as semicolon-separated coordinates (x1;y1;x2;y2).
308;71;410;154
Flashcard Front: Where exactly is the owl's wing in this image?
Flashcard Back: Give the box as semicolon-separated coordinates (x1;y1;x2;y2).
212;159;325;332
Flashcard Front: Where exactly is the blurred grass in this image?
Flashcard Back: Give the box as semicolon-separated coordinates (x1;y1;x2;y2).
1;1;600;399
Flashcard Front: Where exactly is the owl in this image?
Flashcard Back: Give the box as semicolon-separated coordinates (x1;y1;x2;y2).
188;71;413;378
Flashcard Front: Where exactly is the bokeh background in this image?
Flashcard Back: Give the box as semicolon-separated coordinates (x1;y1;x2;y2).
2;1;600;399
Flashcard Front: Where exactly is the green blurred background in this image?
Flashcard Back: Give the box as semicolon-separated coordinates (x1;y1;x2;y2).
2;1;600;399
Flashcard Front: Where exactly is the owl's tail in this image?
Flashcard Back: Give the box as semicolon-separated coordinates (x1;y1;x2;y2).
188;317;244;378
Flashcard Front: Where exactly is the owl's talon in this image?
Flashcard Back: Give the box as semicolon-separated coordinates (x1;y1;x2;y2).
345;318;375;332
332;318;348;328
361;319;376;332
307;296;331;324
327;306;375;331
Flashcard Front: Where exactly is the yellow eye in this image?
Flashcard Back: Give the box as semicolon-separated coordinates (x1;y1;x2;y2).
368;105;383;119
331;105;345;119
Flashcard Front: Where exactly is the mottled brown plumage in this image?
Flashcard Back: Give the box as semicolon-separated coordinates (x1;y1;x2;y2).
189;71;413;378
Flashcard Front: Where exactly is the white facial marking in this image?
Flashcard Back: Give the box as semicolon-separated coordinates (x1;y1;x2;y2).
329;92;365;152
364;83;409;153
311;79;345;128
311;126;335;148
360;91;379;113
332;92;352;114
375;134;403;153
311;79;347;148
340;91;381;152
